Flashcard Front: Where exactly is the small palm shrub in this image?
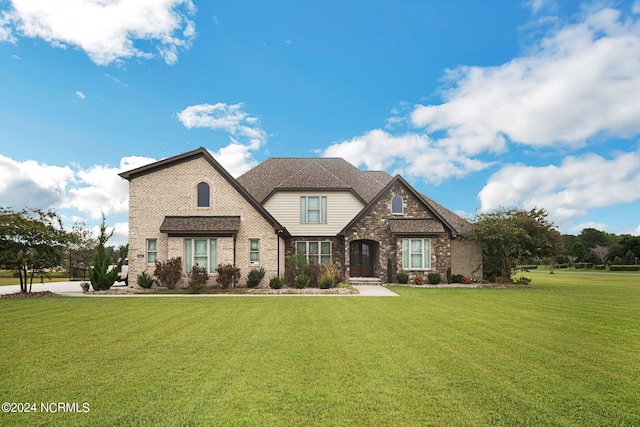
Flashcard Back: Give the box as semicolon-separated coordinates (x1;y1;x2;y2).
427;272;441;285
216;264;240;288
294;274;310;289
188;265;209;293
247;267;266;288
137;271;155;289
396;270;409;284
269;276;284;289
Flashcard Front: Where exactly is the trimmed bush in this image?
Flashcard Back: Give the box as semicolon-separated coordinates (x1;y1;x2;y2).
319;273;333;289
414;275;424;286
269;276;284;289
294;274;310;289
609;265;640;271
427;272;441;285
512;276;532;285
451;274;464;283
594;264;606;270
396;270;409;284
216;264;240;288
188;265;209;293
246;267;266;288
154;257;183;289
518;265;538;270
137;271;154;289
575;263;588;269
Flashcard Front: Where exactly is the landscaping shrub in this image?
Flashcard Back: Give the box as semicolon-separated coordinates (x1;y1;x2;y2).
286;253;307;287
463;276;472;284
613;256;622;265
413;275;424;286
137;271;154;289
594;264;606;270
188;265;209;293
396;270;409;284
609;265;640;271
518;265;538;270
154;257;183;289
246;267;266;288
294;274;310;289
427;272;441;285
575;262;588;269
451;274;464;283
216;264;240;288
269;276;284;289
319;273;333;289
306;263;323;287
512;276;532;285
446;266;452;283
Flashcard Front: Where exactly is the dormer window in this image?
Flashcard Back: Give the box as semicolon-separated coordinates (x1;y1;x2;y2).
391;195;403;215
197;182;210;207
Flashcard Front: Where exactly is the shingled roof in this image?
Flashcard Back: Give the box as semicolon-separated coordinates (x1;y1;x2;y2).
236;158;392;203
160;216;241;236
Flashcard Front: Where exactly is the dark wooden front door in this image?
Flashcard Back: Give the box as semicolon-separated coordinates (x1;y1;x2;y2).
350;241;374;277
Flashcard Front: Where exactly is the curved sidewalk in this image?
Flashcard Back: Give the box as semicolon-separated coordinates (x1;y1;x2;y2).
0;281;398;297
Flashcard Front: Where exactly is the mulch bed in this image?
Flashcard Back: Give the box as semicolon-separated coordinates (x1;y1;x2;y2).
1;291;62;299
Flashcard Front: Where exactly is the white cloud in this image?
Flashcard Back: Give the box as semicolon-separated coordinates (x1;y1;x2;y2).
0;154;74;209
478;150;640;229
411;7;640;152
0;0;196;65
178;102;268;176
527;0;558;15
323;129;492;184
75;91;85;99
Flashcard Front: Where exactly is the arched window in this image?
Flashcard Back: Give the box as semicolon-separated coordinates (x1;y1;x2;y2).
197;182;210;207
391;195;403;214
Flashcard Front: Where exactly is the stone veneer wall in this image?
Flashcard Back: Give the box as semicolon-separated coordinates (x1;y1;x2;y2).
127;155;280;288
284;236;345;281
344;181;451;283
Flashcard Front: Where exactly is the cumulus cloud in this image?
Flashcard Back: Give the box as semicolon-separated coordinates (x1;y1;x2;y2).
411;7;640;151
0;154;74;209
478;150;640;229
75;91;85;99
326;6;640;180
323;129;491;184
0;0;196;65
0;154;155;219
177;103;268;176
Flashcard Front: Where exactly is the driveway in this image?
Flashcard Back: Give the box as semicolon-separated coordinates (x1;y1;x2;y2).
0;282;399;297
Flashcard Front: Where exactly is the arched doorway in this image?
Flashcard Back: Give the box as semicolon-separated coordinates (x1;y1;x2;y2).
349;240;377;277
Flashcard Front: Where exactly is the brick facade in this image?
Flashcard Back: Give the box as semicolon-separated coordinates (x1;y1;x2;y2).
126;155;282;288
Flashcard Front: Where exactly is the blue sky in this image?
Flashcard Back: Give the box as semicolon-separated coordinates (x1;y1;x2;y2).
1;0;640;245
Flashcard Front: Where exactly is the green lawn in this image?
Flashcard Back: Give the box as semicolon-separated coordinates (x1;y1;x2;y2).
0;270;78;286
1;273;639;426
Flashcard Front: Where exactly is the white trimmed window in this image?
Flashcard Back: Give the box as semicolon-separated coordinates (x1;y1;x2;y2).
249;239;260;264
296;241;331;264
147;239;157;264
391;195;403;215
402;238;431;270
300;196;327;223
184;239;217;274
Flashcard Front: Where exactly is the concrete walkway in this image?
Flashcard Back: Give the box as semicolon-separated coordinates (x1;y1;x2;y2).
0;281;399;297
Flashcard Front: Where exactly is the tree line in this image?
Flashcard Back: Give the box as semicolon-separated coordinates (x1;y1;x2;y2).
0;206;126;293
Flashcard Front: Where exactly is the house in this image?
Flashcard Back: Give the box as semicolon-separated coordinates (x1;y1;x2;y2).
119;147;482;287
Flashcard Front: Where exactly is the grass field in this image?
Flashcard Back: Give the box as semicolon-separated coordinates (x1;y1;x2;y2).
0;270;79;286
1;273;638;426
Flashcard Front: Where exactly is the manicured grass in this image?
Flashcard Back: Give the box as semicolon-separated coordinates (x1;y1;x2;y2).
0;270;78;286
1;274;639;426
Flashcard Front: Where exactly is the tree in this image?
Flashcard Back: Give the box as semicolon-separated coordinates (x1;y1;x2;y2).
579;228;611;249
0;207;70;293
569;241;588;262
68;221;97;280
469;207;563;280
591;245;609;264
88;214;128;291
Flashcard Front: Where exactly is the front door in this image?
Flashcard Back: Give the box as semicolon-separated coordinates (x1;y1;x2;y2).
350;241;374;277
